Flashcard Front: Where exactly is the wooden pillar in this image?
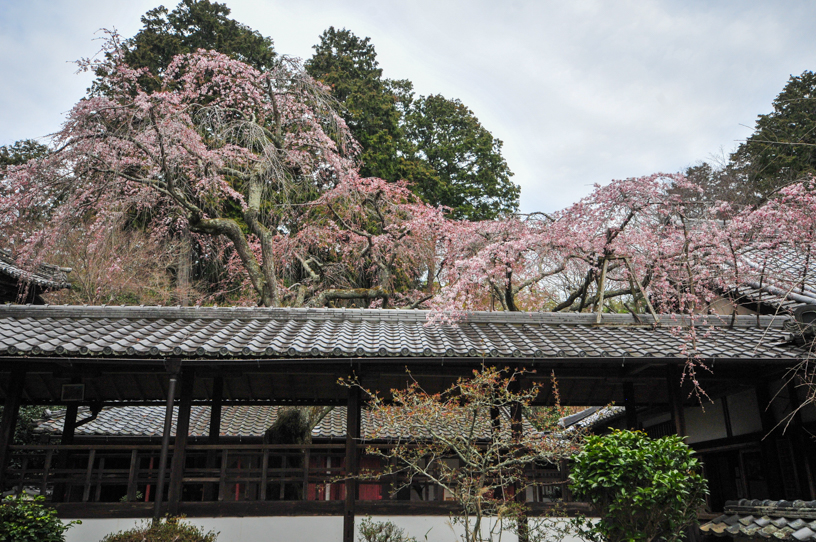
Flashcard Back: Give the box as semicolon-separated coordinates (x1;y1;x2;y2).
786;380;816;499
343;386;361;542
623;381;638;430
203;376;223;502
168;369;195;513
754;384;784;498
153;371;178;520
208;377;223;444
511;395;528;542
666;365;686;437
52;400;79;502
61;404;79;446
559;459;572;502
0;365;26;491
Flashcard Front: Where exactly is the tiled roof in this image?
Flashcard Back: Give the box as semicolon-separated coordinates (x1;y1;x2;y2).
700;499;816;540
34;404;538;440
0;250;71;290
729;247;816;313
0;305;803;361
559;406;625;431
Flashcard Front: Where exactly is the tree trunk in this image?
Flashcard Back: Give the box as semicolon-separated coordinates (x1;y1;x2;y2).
177;228;192;306
188;214;275;306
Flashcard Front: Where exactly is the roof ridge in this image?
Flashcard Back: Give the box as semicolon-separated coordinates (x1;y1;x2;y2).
0;304;789;328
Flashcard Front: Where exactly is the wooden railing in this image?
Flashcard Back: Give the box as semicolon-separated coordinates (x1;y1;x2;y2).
4;443;570;505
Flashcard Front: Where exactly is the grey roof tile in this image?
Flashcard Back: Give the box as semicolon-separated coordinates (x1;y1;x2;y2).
0;305;804;361
35;404;539;441
0;250;71;290
701;501;816;541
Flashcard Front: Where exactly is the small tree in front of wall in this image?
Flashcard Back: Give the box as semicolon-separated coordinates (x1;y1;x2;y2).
342;366;582;542
569;429;708;542
0;495;79;542
100;516;218;542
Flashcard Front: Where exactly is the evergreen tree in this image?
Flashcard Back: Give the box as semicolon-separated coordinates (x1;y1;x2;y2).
307;27;519;220
306;27;403;181
0;139;48;175
403;94;518;220
121;0;275;78
733;70;816;199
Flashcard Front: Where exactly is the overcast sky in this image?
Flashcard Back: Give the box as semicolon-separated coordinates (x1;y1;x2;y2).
2;1;816;213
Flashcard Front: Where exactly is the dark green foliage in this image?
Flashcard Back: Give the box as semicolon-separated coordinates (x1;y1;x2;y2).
121;0;275;79
569;430;708;542
0;495;79;542
307;27;519;220
306;27;404;182
0;406;52;446
732;70;816;198
0;140;48;174
403;94;518;220
100;517;218;542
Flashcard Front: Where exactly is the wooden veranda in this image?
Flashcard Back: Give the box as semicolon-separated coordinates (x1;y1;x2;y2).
0;305;808;541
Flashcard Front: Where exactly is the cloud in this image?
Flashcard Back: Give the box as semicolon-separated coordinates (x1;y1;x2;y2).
2;0;815;212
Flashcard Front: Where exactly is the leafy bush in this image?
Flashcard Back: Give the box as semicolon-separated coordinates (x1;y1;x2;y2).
0;495;79;542
358;517;417;542
569;429;708;542
100;517;218;542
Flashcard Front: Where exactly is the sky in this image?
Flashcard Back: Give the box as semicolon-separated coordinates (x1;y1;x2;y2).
2;0;816;213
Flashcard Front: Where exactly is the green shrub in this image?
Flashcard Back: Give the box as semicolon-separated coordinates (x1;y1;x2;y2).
100;517;218;542
0;495;79;542
569;429;708;542
358;517;417;542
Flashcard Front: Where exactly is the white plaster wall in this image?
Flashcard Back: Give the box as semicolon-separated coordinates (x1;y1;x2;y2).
64;517;343;542
365;515;516;542
684;398;727;444
64;515;587;542
727;388;763;436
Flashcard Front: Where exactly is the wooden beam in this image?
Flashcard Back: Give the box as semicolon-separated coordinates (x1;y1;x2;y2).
0;365;26;490
168;369;195;512
153;372;178;519
343;385;361;542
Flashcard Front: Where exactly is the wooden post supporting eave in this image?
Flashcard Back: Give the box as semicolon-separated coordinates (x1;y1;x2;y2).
623;381;638;430
153;369;179;520
510;390;528;542
168;369;195;513
343;386;361;542
208;376;223;444
52;399;79;502
754;384;785;498
665;365;686;437
203;376;223;502
0;365;26;491
786;380;816;500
